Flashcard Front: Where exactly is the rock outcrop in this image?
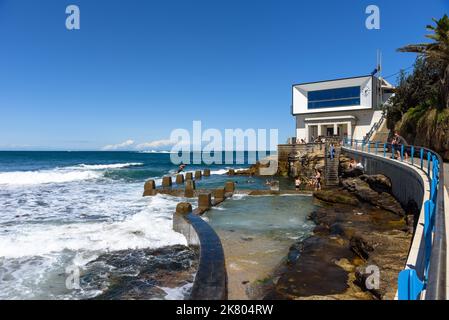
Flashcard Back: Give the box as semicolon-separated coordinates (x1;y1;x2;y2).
341;177;405;216
260;166;411;300
81;245;198;300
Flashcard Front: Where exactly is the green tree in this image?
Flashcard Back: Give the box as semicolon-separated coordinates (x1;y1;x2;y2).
398;14;449;109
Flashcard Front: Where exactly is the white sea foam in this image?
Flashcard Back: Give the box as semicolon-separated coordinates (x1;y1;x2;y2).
230;194;248;200
158;282;193;300
210;169;228;175
0;169;101;185
0;194;186;258
0;163;144;186
76;163;144;170
139;150;174;154
0;172;189;299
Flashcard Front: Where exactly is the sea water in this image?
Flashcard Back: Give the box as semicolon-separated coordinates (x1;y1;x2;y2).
0;151;270;299
205;195;316;299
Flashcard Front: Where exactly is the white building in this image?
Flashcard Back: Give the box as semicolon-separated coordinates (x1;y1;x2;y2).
292;75;394;142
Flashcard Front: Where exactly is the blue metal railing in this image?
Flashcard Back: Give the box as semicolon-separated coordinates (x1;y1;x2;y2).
343;138;446;300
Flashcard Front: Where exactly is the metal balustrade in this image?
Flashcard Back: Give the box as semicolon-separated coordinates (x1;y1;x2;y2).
343;138;446;300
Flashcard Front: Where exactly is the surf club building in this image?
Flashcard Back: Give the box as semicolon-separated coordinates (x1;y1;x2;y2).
292;75;394;142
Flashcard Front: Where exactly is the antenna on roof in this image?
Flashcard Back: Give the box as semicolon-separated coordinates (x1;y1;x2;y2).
376;50;383;108
378;50;382;80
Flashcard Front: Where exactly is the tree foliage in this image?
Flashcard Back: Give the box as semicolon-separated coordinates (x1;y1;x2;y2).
395;14;449;110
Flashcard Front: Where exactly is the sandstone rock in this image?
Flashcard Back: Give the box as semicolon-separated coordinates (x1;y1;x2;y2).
350;236;374;261
352;230;411;300
227;161;272;176
263;236;352;299
341;177;405;216
341;168;364;178
359;174;392;193
313;189;359;206
262;186;411;300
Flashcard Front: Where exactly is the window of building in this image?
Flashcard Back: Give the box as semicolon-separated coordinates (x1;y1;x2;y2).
308;86;361;109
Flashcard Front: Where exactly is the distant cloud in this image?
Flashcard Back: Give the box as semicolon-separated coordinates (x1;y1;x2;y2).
136;139;175;150
102;139;135;151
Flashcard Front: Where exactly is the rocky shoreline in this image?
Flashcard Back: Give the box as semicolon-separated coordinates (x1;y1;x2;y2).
80;245;198;300
248;154;415;300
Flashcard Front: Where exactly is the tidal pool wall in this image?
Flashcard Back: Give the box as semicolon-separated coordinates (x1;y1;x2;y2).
173;207;228;300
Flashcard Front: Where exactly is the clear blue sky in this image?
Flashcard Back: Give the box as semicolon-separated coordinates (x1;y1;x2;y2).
0;0;447;151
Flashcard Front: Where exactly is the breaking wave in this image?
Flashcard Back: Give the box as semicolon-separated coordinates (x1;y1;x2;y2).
0;163;144;186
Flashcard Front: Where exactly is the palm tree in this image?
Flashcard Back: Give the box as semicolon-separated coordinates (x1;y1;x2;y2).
398;14;449;109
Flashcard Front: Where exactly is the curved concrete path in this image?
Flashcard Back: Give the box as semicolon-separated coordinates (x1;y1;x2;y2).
444;162;449;296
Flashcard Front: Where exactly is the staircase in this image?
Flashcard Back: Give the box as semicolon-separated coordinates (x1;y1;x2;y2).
325;144;341;186
370;118;390;143
364;113;386;142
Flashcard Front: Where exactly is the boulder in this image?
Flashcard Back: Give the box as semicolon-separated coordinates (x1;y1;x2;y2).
359;174;392;193
313;189;359;206
341;177;405;216
341;168;364;178
350;236;374;261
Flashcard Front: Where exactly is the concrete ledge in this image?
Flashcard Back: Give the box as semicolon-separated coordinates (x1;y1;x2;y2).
173;203;227;300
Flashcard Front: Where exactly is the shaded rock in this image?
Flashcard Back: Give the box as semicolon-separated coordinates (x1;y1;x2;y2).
341;177;405;216
404;199;420;232
81;245;198;300
329;223;346;237
287;242;303;265
341;168;364;178
314;189;359;206
264;236;352;299
359;174;392;193
262;189;411;300
352;230;411;300
350;236;374;261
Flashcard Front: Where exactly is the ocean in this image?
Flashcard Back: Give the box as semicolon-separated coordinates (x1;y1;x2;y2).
0;151;271;299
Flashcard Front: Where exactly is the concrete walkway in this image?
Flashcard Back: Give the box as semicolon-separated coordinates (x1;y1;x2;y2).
444;162;449;191
443;162;449;297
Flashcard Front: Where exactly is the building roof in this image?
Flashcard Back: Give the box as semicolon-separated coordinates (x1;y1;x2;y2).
292;75;395;89
292;75;373;88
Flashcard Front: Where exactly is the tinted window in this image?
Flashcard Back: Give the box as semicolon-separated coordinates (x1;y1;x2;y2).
308;86;361;109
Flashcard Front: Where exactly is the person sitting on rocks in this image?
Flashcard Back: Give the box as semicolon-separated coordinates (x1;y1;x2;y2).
341;158;364;178
349;158;356;169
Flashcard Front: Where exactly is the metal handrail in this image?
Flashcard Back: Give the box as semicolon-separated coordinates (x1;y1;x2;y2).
343;138;446;300
363;113;386;143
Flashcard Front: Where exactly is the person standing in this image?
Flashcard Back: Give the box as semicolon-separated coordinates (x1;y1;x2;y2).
295;176;301;190
314;170;321;191
330;143;335;160
394;131;409;161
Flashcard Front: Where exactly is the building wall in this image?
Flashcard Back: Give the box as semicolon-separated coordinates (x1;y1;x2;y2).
296;109;383;141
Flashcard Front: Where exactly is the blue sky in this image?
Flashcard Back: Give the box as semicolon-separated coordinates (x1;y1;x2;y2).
0;0;447;151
